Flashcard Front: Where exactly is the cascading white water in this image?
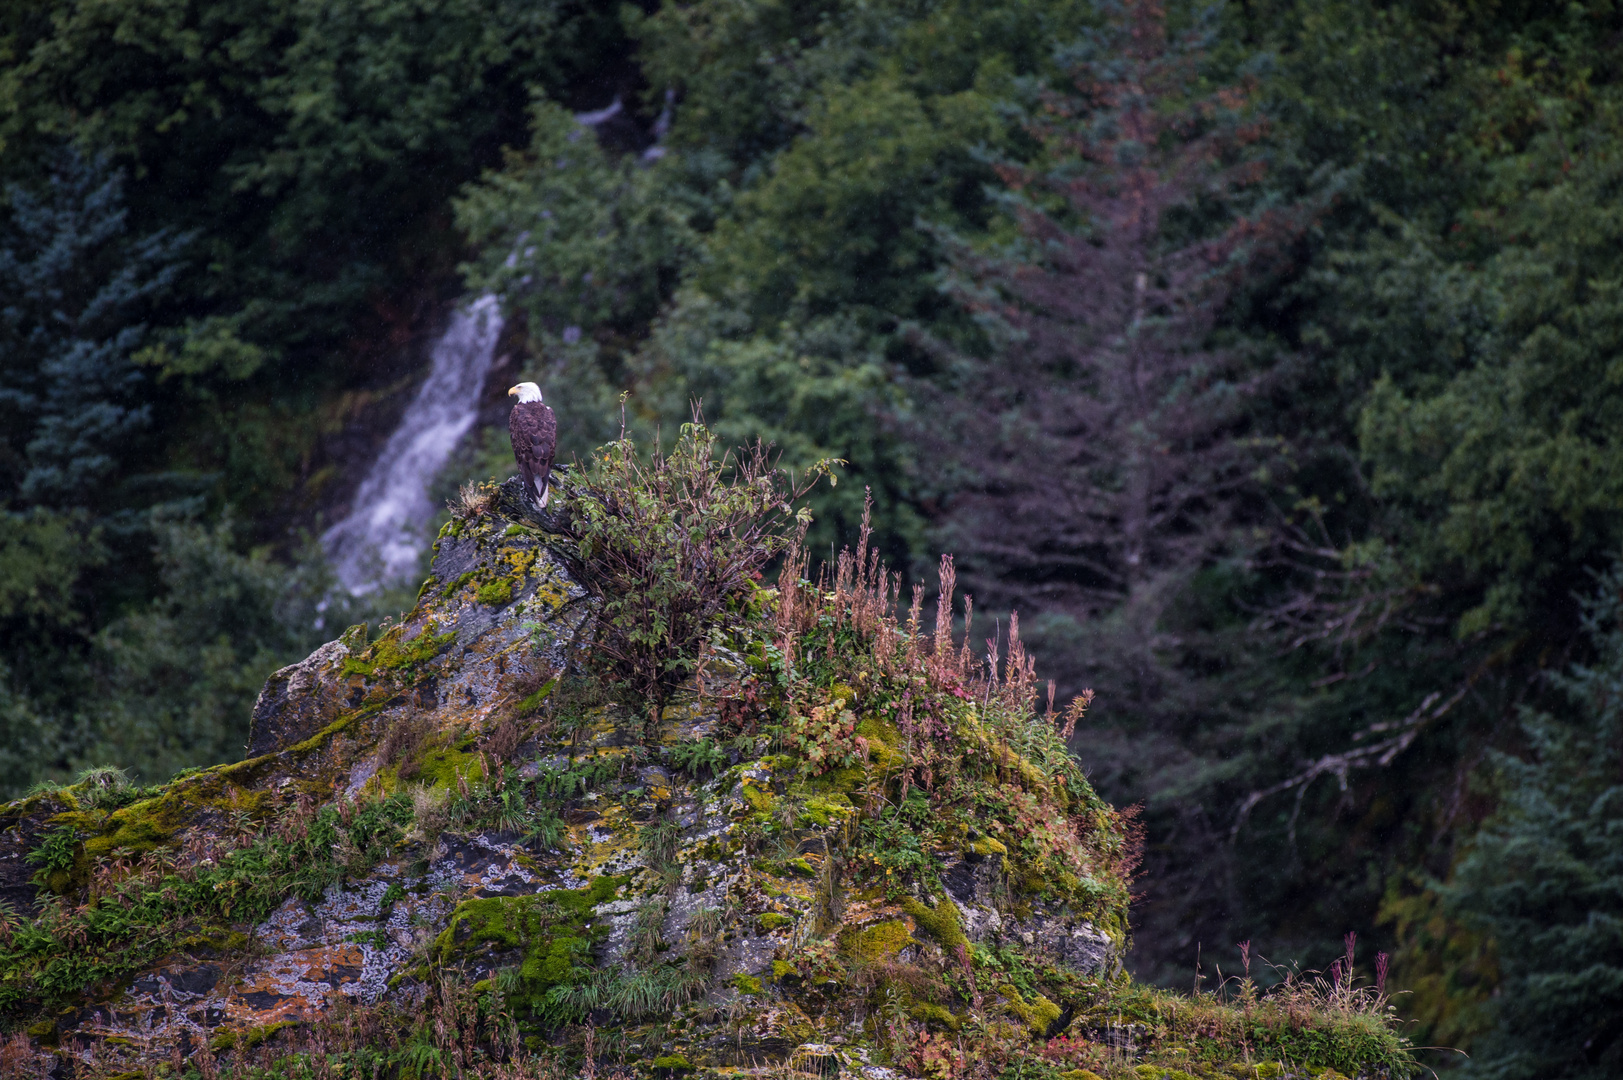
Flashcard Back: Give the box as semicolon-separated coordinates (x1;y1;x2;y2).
323;294;503;594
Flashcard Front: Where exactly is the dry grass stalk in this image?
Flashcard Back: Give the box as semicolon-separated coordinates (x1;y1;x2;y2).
450;480;498;518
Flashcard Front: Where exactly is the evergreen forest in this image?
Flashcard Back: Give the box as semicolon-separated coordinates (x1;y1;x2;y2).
2;0;1621;1074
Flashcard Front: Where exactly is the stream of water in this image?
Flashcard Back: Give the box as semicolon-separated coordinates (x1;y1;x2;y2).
322;294;503;594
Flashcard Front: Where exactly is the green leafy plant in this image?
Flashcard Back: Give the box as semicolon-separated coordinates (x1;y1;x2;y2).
556;417;835;738
24;825;80;889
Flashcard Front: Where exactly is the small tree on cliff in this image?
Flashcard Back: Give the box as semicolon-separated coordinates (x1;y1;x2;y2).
559;416;835;738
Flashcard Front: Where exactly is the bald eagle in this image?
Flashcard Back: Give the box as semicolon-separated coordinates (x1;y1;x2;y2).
507;382;557;507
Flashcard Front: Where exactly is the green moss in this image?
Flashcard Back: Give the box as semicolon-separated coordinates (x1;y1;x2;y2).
85;782;270;865
1007;992;1063;1037
651;1055;693;1075
771;960;797;980
731;973;762;994
902;896;968;952
476;577;516;605
854;717;902;769
966;835;1008;859
515;678;558;716
407;740;486;791
757;912;794;932
840;918;913;962
433;876;625;1015
341;620;455;678
441;571;476;599
815;765;866;796
434;876;624;962
909;1002;962;1031
1060;1072;1105;1080
33;775;271;892
799;793;854;827
740;779;776;814
785;856;817;877
176;928;251;953
211;1021;293;1051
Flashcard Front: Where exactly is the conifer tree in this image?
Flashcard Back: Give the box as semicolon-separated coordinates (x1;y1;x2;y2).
928;0;1306;972
1445;565;1623;1078
0;145;190;513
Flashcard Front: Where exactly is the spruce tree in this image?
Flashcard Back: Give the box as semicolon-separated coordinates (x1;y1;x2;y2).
1446;566;1623;1078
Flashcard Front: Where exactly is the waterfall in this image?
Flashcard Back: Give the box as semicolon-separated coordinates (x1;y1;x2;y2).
323;295;503;594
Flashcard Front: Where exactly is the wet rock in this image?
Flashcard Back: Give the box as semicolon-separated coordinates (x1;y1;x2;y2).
246;639;350;757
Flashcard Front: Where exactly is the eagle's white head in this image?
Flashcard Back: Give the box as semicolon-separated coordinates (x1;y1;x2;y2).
507;382;543;404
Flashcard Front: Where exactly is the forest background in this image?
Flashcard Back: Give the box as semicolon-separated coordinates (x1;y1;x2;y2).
2;0;1620;1075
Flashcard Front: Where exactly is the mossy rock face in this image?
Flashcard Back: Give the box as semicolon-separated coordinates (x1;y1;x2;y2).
0;483;1412;1080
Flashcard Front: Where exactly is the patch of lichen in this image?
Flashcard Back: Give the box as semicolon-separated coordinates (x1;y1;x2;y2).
449;540;542;608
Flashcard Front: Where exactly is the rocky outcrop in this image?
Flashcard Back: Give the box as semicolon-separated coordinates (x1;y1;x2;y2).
0;486;1416;1080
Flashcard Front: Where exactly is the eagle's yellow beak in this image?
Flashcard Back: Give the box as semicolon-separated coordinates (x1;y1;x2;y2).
506;385;519;396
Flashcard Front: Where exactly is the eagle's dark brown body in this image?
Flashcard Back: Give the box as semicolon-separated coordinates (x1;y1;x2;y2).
509;400;557;506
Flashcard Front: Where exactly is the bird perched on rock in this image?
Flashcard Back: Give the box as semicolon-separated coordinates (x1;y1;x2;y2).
507;382;556;507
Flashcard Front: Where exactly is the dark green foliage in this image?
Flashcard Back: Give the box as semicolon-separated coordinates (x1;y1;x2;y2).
0;0;613;359
466;0;1103;564
24;824;80;884
86;517;378;782
0;145;190;511
556;420;832;735
1443;566;1623;1078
